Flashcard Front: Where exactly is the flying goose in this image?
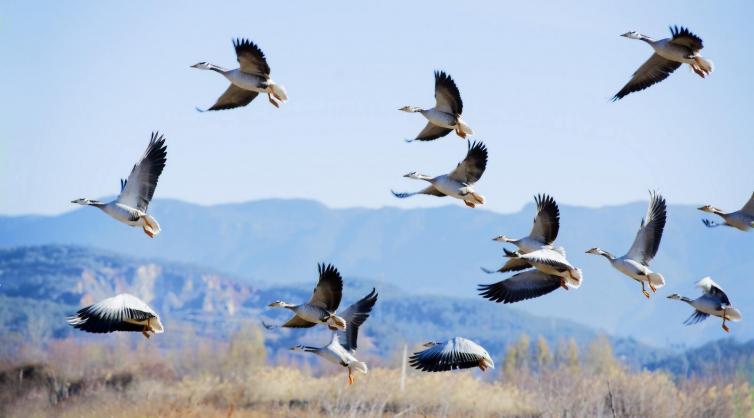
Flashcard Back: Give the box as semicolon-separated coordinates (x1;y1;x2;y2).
392;140;487;208
479;247;583;303
586;191;667;298
192;38;287;111
267;263;347;331
400;71;474;141
613;26;713;101
290;289;378;385
67;293;164;338
409;337;494;372
668;277;742;332
72;132;167;238
699;192;754;231
493;194;560;252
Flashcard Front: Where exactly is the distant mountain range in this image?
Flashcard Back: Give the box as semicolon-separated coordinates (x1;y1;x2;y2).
0;245;666;367
1;198;752;348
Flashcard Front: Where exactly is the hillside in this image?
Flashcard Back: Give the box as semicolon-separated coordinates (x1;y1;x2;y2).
1;198;753;348
0;245;666;367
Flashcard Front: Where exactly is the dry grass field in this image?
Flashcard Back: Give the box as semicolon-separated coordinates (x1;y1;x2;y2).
1;330;752;418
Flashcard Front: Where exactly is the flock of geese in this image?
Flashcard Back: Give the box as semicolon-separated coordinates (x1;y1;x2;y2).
64;27;751;384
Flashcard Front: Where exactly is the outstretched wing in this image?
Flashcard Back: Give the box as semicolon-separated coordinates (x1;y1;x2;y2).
683;310;710;326
529;194;560;245
391;186;446;199
409;338;490;372
67;294;157;334
338;288;378;352
626;191;667;265
309;263;343;312
669;26;703;52
434;70;463;115
280;315;318;329
234;38;271;76
117;132;168;212
448;140;488;184
478;270;562;304
204;84;259;111
739;192;754;216
410;122;453;142
612;54;681;101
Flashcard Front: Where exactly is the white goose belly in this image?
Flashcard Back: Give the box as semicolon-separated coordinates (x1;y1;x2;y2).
691;296;723;317
611;258;650;282
224;70;267;92
654;41;695;63
102;203;145;226
292;304;327;323
725;213;754;231
421;109;457;129
432;176;471;200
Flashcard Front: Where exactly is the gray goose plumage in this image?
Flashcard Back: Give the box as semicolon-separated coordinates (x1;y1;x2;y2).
192;38;287;111
71;132;167;238
266;263;347;331
392;140;488;208
400;71;474;142
613;26;713;101
668;277;742;332
290;289;378;385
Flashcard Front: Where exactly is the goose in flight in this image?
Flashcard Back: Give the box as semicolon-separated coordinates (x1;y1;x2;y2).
479;247;583;303
409;337;494;372
267;263;347;331
668;277;742;332
392;140;487;208
67;294;164;339
493;194;560;252
72;132;167;238
586;191;667;298
290;289;378;385
699;192;754;231
613;26;713;101
192;38;287;111
400;71;474;142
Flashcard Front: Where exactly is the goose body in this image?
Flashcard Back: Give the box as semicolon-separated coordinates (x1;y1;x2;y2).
392;140;488;208
291;289;378;385
400;71;474;142
71;132;167;238
699;192;754;231
267;263;347;330
613;26;713;100
192;38;287;111
587;191;667;298
668;277;742;332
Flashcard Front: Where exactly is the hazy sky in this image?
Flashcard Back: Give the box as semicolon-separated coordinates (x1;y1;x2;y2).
1;1;752;216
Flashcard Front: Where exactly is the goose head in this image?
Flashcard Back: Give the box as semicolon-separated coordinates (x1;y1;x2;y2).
403;171;431;181
697;205;720;214
268;300;293;308
398;106;422;113
71;198;99;206
620;31;643;40
492;235;514;243
190;62;213;70
585;247;601;255
289;345;307;352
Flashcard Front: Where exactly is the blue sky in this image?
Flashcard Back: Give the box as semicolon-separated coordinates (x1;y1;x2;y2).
1;1;752;215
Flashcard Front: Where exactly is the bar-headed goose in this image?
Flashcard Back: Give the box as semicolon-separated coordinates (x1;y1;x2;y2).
699;192;754;231
586;191;667;298
192;38;287;111
409;337;494;372
290;289;378;385
400;71;474;142
392;140;487;208
613;26;713;101
494;194;560;252
267;263;347;331
71;132;167;238
67;294;164;339
668;277;742;332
